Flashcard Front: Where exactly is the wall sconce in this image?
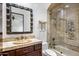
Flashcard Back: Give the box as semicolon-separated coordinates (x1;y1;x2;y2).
39;21;47;32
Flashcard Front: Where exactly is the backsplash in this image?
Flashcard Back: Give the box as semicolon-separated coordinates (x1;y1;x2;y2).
3;34;35;42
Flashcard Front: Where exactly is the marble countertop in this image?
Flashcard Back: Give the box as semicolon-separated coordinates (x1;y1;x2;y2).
0;39;42;52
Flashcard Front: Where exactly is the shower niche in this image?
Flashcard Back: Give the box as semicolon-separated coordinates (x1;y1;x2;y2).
47;3;79;49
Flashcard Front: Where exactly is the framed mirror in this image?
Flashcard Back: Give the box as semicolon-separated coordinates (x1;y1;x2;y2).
6;3;33;34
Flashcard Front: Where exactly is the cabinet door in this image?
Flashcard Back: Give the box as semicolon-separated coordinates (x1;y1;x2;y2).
35;43;42;50
25;50;42;56
15;48;23;56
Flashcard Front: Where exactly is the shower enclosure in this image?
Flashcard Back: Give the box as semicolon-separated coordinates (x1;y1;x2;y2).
47;3;79;56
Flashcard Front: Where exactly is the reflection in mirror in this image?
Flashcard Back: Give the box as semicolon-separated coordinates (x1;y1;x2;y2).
11;12;24;32
24;11;31;32
6;3;33;34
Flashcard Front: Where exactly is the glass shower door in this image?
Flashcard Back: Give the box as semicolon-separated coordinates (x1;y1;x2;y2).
48;4;79;54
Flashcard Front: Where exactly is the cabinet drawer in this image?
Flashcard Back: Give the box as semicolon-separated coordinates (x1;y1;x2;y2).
2;50;15;56
23;45;34;54
35;43;42;50
16;45;34;56
2;52;9;56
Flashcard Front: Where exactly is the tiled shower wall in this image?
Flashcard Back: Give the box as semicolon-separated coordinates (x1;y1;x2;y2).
47;3;79;51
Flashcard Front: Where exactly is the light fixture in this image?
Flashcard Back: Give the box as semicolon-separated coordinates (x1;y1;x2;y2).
65;5;69;8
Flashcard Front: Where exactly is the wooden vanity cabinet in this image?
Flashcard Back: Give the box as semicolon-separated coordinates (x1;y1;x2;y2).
1;43;42;56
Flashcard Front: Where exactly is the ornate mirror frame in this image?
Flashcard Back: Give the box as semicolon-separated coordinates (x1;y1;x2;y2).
6;3;33;34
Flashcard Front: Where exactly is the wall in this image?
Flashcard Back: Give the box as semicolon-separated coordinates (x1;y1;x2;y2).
0;4;2;33
30;3;50;42
3;3;50;42
0;4;2;40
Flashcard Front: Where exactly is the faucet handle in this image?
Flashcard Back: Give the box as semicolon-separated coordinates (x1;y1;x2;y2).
21;36;24;39
52;38;55;41
16;37;19;40
24;36;27;39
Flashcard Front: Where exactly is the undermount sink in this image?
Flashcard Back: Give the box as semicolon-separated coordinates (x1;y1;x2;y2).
13;39;32;44
3;42;16;48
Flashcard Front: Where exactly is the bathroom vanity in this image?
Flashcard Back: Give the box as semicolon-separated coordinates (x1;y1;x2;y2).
0;3;40;56
0;3;42;56
0;39;42;56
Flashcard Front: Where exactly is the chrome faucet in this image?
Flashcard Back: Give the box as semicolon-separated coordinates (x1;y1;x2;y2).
52;38;56;49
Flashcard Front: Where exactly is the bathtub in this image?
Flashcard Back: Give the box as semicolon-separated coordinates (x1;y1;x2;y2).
51;45;79;56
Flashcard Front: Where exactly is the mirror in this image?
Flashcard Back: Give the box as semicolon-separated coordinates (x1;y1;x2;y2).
6;3;33;34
